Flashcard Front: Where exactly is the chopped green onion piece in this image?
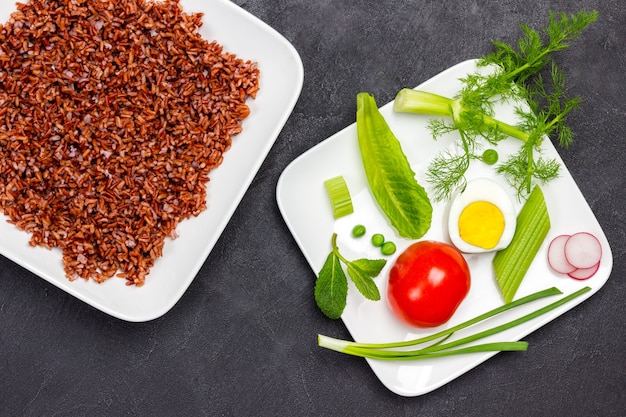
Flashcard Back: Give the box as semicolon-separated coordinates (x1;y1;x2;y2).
493;185;550;303
324;176;354;219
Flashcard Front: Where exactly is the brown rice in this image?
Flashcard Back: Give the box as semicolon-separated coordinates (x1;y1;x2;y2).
0;0;259;285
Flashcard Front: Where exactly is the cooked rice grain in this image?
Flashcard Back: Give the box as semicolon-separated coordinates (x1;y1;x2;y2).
0;0;259;285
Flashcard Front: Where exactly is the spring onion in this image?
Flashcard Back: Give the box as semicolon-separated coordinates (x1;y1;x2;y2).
318;286;590;360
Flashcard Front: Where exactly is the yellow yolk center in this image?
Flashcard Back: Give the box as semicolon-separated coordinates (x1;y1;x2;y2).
458;201;504;249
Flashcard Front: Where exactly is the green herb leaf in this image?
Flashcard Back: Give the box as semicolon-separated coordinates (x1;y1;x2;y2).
346;258;386;301
349;258;386;277
356;92;432;238
314;234;386;318
314;251;348;319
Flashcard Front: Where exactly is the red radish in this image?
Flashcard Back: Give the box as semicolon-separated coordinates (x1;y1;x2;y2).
547;235;577;274
547;232;602;280
568;262;600;280
564;232;602;269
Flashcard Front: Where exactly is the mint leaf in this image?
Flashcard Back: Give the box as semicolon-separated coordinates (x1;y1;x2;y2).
314;251;348;319
346;259;385;301
350;258;386;277
313;234;387;318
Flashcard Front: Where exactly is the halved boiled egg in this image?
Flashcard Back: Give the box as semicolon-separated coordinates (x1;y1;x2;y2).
448;178;516;253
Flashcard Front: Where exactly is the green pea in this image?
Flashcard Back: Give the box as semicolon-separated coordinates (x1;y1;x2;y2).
371;233;385;247
352;224;366;238
381;241;397;256
481;149;499;165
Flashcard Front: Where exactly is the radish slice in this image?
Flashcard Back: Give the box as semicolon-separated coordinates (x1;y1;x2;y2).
564;232;602;269
568;262;600;280
547;235;577;274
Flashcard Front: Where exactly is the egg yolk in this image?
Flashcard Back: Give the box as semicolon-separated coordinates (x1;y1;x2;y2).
458;201;504;249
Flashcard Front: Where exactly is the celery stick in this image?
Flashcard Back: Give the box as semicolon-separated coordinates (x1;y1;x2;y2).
324;176;353;219
493;185;550;303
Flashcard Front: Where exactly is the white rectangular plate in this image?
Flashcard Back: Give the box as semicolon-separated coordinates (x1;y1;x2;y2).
277;59;612;396
0;0;303;321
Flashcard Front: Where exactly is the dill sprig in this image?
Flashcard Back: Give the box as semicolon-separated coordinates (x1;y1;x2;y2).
393;10;598;200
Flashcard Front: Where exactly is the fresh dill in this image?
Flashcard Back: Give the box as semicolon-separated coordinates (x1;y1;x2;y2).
393;10;598;200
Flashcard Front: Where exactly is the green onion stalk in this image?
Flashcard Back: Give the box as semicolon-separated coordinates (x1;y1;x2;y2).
318;286;591;360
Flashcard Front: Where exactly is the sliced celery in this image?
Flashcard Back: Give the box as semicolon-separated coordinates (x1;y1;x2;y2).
324;176;354;219
493;185;551;303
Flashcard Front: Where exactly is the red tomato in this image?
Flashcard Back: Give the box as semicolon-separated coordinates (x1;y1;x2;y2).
387;241;470;327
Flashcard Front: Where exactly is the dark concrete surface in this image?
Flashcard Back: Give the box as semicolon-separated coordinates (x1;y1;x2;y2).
1;0;625;415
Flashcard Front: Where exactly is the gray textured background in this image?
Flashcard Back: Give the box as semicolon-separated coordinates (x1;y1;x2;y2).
1;0;625;415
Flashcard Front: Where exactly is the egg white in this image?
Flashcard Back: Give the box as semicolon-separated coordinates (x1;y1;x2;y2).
448;178;516;253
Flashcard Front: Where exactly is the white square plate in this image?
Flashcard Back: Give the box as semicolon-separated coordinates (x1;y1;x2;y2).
277;59;612;396
0;0;303;321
